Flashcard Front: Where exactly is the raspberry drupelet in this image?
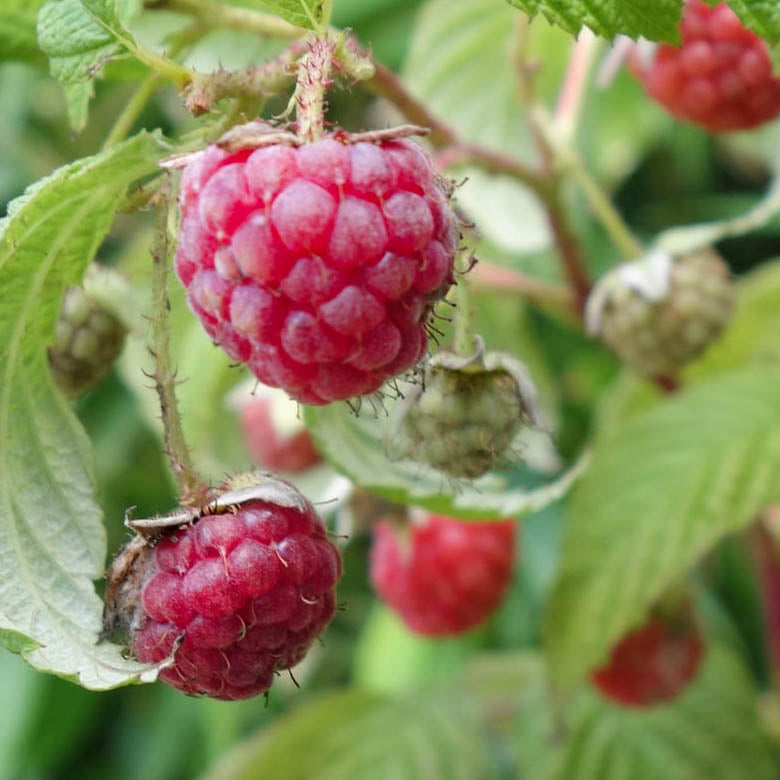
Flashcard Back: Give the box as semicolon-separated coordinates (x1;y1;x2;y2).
175;135;458;405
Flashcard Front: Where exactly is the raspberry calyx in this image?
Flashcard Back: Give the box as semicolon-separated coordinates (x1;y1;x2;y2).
103;473;341;700
396;338;546;479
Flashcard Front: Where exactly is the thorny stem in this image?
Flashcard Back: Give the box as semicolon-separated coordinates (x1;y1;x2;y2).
150;187;203;503
751;512;780;691
294;35;336;143
102;73;161;150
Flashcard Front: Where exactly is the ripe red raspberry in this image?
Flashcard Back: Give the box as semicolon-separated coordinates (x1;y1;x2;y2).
175;134;457;405
239;389;321;473
631;1;780;131
591;618;704;707
370;512;516;636
104;478;341;700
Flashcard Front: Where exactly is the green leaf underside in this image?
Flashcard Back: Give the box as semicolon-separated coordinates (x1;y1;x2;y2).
303;402;586;521
221;0;326;30
203;688;495;780
505;0;683;43
560;644;776;779
545;367;780;690
0;132;165;688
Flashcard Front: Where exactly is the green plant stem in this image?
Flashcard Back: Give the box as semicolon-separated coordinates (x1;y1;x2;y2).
470;260;573;311
150;188;203;503
563;152;644;260
153;0;303;38
102;73;161;150
453;262;476;356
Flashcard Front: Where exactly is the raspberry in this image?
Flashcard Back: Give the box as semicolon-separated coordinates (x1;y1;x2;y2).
631;1;780;131
585;247;734;377
397;344;545;479
48;285;127;399
370;512;516;636
175;134;457;405
591;617;704;707
239;387;321;473
103;476;341;700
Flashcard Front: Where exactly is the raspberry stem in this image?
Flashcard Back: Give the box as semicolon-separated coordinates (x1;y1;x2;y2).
294;35;336;143
149;187;204;504
452;264;475;357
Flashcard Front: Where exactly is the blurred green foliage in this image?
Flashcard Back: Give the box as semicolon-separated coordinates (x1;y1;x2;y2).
5;0;780;777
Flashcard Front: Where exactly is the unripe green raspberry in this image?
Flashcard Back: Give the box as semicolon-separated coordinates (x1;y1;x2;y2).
397;341;545;479
49;285;127;398
586;248;734;377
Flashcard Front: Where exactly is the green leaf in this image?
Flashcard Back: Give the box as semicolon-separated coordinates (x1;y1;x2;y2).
37;0;130;84
353;605;479;694
0;0;47;64
545;367;780;690
505;0;683;43
203;688;498;780
560;645;777;779
304;401;586;521
0;131;166;688
221;0;328;30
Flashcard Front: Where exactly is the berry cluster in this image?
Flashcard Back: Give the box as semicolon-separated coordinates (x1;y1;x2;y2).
107;486;341;701
632;1;780;132
175;135;457;405
370;513;516;636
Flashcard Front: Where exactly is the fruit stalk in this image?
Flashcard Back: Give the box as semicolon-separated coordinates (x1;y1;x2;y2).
150;188;203;503
295;35;336;143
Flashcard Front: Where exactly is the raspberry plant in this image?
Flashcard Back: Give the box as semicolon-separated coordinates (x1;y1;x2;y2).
4;0;780;776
